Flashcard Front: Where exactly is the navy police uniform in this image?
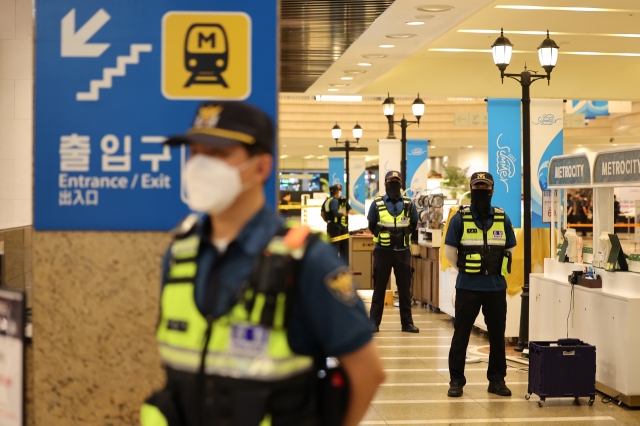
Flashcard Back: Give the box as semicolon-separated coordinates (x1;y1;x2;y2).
367;192;419;329
325;197;351;260
445;172;516;392
161;206;372;358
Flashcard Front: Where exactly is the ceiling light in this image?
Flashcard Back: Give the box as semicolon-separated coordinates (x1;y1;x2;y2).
318;145;324;148
385;34;417;39
430;48;493;53
414;14;435;19
282;145;287;147
329;84;349;87
406;21;425;26
494;5;640;13
563;51;640;56
430;146;436;149
613;144;619;146
429;48;640;57
358;62;372;66
343;70;367;74
315;95;362;102
340;76;354;80
328;88;339;92
458;29;640;38
361;54;388;58
280;155;288;159
467;145;474;148
379;44;395;48
578;144;583;147
304;155;314;159
416;5;454;12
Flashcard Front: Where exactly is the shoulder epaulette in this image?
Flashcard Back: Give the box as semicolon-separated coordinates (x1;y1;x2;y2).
171;213;201;238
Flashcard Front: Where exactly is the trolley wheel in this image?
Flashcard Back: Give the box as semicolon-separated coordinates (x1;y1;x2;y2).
525;394;531;400
588;398;595;406
574;397;580;405
538;401;544;408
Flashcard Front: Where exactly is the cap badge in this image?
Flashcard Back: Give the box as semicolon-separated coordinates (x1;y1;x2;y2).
477;173;485;179
194;104;223;128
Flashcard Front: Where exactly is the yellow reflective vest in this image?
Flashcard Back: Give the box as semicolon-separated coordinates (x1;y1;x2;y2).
372;196;412;248
141;222;317;426
457;206;510;276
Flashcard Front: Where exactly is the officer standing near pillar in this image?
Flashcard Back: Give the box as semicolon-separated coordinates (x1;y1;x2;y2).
140;101;385;426
324;184;353;261
443;172;516;398
367;171;419;334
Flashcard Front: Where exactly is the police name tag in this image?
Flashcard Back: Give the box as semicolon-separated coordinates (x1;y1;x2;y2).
230;324;269;355
467;229;478;234
493;230;504;239
400;216;409;223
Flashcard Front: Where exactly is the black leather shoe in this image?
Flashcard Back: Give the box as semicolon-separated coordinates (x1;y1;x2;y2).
371;324;379;333
401;324;419;333
488;381;512;396
447;383;463;397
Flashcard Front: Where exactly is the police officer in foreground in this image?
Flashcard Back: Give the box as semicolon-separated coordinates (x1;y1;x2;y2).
140;102;385;426
367;171;419;334
324;184;353;260
443;172;516;398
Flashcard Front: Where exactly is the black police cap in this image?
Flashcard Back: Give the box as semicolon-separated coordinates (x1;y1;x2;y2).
165;101;274;154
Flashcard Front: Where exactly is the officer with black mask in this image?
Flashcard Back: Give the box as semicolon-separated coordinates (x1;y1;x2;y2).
367;171;419;333
443;172;517;398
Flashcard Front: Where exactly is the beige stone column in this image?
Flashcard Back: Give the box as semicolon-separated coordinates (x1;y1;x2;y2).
33;232;172;425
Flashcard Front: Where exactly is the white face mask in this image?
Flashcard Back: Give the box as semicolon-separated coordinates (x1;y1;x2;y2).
184;154;256;214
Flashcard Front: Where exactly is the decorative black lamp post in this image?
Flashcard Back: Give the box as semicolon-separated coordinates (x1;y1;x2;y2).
329;123;368;202
382;93;425;189
491;29;560;352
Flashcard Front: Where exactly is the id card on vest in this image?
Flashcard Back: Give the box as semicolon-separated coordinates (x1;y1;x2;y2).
230;324;269;355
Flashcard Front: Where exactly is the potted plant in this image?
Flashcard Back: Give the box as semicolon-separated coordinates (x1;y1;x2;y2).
443;164;470;200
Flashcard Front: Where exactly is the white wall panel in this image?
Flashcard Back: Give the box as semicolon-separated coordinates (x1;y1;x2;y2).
0;3;33;229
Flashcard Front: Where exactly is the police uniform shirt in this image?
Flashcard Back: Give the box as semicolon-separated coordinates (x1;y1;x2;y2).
328;198;351;225
366;195;419;251
161;205;372;356
444;205;517;292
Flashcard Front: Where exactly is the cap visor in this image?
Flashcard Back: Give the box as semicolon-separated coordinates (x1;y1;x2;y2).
164;132;242;148
471;178;493;186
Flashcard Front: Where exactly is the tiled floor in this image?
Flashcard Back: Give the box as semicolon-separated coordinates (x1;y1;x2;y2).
359;294;640;426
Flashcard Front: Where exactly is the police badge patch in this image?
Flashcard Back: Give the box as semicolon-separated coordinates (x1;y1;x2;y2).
324;267;358;306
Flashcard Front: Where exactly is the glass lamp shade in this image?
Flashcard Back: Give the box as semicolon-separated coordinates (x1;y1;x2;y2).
352;123;363;140
382;93;395;116
331;123;342;140
412;94;425;118
491;29;513;69
538;31;559;71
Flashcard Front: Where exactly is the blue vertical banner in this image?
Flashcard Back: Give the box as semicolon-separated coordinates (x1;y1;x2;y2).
328;157;345;190
488;98;522;228
406;140;429;195
35;0;277;230
530;99;564;228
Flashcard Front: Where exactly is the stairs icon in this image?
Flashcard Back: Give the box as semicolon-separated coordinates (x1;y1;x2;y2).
76;43;153;101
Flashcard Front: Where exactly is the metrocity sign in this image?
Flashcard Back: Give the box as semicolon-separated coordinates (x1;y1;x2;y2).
35;0;277;230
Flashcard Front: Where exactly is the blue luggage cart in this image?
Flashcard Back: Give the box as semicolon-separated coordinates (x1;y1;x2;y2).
525;339;596;407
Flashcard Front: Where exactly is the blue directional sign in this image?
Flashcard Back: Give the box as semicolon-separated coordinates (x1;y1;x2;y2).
35;0;277;230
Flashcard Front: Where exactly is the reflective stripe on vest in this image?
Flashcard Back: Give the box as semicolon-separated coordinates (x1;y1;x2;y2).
372;196;411;247
459;207;507;275
156;229;313;381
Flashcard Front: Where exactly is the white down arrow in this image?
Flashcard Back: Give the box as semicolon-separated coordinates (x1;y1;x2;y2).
61;8;111;57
